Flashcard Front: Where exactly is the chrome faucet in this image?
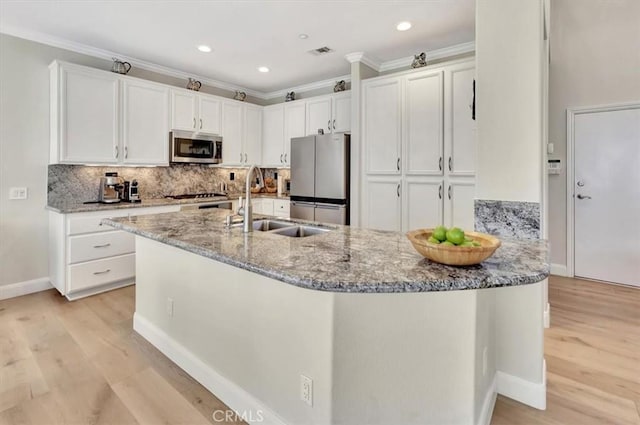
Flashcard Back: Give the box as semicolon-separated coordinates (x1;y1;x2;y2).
237;165;264;232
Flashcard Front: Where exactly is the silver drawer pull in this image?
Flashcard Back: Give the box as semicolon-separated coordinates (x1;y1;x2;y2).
93;269;111;275
93;243;111;248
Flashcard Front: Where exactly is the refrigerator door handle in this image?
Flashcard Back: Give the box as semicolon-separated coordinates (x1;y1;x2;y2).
315;203;344;210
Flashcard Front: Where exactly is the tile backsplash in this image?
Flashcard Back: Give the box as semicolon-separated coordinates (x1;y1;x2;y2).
48;164;289;207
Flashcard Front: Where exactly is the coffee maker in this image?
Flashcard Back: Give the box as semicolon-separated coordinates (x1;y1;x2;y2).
98;172;124;204
122;180;141;203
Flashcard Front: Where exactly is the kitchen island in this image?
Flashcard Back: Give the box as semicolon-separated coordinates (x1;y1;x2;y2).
103;209;549;425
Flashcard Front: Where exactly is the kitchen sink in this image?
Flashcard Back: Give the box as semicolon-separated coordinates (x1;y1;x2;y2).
231;219;293;231
270;225;331;238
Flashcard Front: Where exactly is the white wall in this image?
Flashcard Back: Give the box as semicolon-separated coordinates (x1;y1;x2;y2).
475;0;544;203
548;0;640;266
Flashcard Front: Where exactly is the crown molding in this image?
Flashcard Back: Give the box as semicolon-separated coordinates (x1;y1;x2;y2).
263;74;352;100
0;25;266;99
378;41;475;72
344;52;382;72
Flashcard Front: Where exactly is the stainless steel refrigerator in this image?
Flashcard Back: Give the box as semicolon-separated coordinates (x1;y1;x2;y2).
290;133;350;225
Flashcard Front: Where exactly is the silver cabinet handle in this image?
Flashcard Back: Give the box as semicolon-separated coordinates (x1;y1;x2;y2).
439;185;442;199
439;157;442;171
93;269;111;275
244;153;247;163
448;185;452;200
284;153;287;163
448;157;452;172
577;194;592;200
328;120;331;131
577;181;585;187
240;153;243;163
333;119;336;130
93;243;111;248
397;184;400;198
280;154;283;163
193;117;196;128
200;118;203;129
115;145;119;159
124;146;128;159
397;158;400;171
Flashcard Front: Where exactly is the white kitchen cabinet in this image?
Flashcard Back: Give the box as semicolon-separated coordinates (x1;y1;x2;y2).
306;96;332;135
405;71;443;176
363;79;402;174
403;178;444;232
122;79;170;165
332;92;351;133
243;104;262;165
222;101;244;165
171;89;222;134
444;180;476;230
50;61;120;164
363;177;402;231
262;104;286;167
284;101;306;166
273;199;290;218
48;205;180;300
445;63;476;176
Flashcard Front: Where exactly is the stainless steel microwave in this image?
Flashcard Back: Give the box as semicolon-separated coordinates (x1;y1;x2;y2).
170;131;222;164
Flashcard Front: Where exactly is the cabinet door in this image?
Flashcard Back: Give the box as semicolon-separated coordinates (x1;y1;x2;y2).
198;95;222;135
332;93;351;133
446;65;476;176
363;177;402;231
222;102;244;165
59;67;119;163
444;180;475;230
171;90;197;131
284;102;306;166
306;97;332;135
122;80;169;165
243;104;262;165
262;104;285;167
403;178;443;232
363;79;401;174
405;71;443;176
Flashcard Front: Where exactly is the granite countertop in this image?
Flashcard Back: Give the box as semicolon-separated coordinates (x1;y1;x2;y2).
46;193;290;214
102;209;550;294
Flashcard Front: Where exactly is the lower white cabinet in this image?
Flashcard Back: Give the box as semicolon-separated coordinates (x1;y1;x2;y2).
49;205;180;300
403;178;444;232
444;180;476;231
363;177;402;231
251;198;290;218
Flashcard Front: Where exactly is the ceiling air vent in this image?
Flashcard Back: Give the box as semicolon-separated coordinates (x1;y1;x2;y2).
308;46;334;56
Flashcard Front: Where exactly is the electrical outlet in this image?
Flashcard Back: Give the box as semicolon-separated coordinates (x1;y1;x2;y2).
482;346;488;377
9;187;28;200
300;375;313;406
166;297;174;318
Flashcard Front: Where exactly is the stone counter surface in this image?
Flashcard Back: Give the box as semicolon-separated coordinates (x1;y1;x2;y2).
102;209;549;293
46;193;290;214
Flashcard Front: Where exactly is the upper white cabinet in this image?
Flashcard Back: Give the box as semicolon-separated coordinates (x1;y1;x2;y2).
363;79;402;174
122;79;169;165
284;101;306;166
243;104;262;165
170;89;221;134
262;104;285;167
305;92;351;135
332;92;351;133
222;101;262;166
50;61;119;164
445;63;477;176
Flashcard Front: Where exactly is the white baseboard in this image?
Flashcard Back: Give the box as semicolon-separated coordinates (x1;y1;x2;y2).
544;302;551;328
496;359;546;410
133;313;287;425
477;375;497;425
0;277;52;300
550;263;568;277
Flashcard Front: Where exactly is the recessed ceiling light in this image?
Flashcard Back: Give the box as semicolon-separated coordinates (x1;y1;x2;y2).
258;66;270;73
299;34;309;39
396;21;412;31
197;45;212;53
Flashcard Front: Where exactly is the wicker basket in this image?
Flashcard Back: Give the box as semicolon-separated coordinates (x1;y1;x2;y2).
406;229;501;266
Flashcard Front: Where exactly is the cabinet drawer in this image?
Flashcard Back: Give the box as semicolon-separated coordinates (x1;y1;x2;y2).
68;253;135;293
68;211;129;235
273;200;290;216
68;230;135;264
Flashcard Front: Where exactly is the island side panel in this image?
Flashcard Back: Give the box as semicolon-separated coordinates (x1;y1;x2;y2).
133;236;335;425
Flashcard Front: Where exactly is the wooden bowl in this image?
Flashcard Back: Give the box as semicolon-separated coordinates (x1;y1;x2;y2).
406;229;501;266
265;186;277;193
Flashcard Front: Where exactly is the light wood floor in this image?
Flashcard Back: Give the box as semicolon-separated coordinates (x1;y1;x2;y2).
0;276;638;425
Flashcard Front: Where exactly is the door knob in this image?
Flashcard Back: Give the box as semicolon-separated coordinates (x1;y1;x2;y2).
576;194;592;200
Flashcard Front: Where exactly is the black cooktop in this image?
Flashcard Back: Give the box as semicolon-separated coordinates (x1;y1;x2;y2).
166;192;228;200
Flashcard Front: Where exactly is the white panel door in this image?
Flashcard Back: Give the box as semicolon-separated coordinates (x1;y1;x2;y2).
60;67;119;163
332;93;351;133
306;97;332;135
574;106;640;287
364;177;402;231
243;104;262;165
363;78;401;174
444;180;475;231
284;101;306;166
403;178;443;232
122;79;169;165
446;65;476;176
171;90;197;131
405;71;443;175
198;95;222;135
222;102;244;165
262;104;285;166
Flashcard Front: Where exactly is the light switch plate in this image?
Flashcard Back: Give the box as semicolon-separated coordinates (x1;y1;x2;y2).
9;187;28;200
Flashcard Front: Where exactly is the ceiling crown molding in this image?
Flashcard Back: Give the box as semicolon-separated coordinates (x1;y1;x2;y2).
263;74;352;100
378;41;475;72
344;52;382;72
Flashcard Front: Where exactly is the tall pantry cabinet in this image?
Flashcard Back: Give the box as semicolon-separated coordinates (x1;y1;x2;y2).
362;59;476;232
